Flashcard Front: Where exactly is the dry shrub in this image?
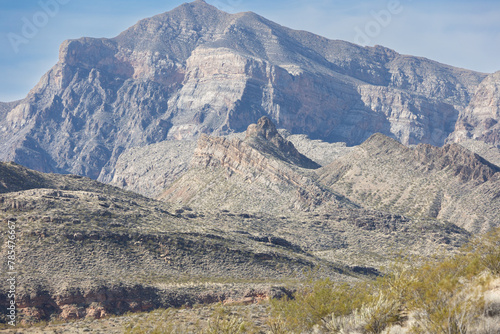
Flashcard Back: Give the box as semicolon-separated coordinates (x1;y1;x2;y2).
269;278;371;333
322;293;402;334
268;227;500;334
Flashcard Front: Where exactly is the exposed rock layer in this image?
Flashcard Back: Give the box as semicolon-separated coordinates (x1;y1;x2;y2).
0;0;495;181
0;161;468;323
159;118;500;233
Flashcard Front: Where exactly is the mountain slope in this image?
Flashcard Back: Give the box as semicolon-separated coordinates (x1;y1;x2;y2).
318;133;500;233
0;161;339;322
0;160;470;323
0;0;491;181
155;116;500;233
110;140;197;198
459;139;500;167
159;117;338;213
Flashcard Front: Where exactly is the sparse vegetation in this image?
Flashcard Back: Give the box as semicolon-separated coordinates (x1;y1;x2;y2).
268;227;500;333
123;304;260;334
13;228;499;333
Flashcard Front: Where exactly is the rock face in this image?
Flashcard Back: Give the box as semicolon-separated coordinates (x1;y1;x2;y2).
0;0;494;180
244;116;320;169
452;71;500;146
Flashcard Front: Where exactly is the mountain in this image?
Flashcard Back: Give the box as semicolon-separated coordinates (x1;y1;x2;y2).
154;117;500;233
0;0;495;181
109;128;352;198
0;161;468;323
158;117;338;213
318;133;500;233
1;1;499;326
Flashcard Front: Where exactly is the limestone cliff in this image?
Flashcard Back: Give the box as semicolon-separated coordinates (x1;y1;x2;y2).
0;1;492;180
452;71;500;146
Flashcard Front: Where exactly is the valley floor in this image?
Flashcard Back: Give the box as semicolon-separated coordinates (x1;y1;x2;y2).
1;302;272;333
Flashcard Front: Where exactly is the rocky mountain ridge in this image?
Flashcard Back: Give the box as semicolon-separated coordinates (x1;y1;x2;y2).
109;128;353;198
156;117;500;233
318;134;500;233
158;118;340;213
0;0;496;181
243;116;320;169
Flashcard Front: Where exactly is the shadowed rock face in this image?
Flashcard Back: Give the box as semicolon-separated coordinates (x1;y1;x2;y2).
0;0;494;181
246;117;279;141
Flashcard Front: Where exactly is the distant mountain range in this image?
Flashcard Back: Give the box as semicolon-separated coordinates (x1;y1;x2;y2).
0;0;498;182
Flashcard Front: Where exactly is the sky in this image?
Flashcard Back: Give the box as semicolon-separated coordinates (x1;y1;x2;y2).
1;0;499;102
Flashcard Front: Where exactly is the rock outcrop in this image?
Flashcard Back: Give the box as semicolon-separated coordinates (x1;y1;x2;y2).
159;118;339;213
0;0;493;181
318;133;500;233
452;71;500;146
244;116;320;169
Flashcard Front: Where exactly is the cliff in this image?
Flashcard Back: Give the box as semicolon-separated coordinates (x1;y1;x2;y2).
0;0;493;181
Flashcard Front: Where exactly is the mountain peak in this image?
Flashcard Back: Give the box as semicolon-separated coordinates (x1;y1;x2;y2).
0;0;492;181
359;133;406;155
245;116;279;141
244;117;320;169
189;0;215;9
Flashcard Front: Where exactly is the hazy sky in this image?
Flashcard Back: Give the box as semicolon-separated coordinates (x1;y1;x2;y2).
1;0;499;102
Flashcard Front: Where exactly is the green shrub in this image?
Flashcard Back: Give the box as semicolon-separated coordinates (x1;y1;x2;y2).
270;279;371;332
268;227;500;334
465;228;500;275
